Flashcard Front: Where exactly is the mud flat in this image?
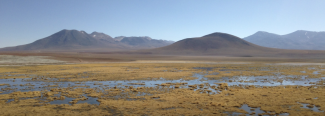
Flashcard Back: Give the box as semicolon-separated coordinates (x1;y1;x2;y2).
0;63;325;115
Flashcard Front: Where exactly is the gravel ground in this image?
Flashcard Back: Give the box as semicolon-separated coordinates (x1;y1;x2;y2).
0;55;65;65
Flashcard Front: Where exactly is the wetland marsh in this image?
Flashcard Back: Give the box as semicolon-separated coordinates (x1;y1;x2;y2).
0;63;325;116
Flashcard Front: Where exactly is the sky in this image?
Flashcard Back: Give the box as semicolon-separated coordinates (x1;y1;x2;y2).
0;0;325;48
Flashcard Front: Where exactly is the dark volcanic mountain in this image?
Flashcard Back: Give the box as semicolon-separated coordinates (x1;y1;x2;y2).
243;30;325;50
150;32;277;56
0;30;174;51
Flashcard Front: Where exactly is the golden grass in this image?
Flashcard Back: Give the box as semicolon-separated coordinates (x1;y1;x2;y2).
0;63;207;81
1;85;325;115
0;63;323;81
0;63;324;115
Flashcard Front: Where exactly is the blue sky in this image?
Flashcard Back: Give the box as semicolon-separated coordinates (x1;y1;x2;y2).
1;0;324;48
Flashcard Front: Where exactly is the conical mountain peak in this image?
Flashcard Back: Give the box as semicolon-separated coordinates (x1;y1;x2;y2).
151;32;270;56
202;32;237;38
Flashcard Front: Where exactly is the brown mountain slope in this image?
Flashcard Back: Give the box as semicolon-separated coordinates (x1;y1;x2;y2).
149;32;273;55
147;32;325;57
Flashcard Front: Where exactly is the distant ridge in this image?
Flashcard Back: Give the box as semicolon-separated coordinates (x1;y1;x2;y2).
0;29;174;51
243;30;325;50
120;36;174;48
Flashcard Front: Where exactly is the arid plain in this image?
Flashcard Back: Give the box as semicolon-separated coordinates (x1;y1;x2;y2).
2;0;325;115
0;52;325;116
1;31;325;116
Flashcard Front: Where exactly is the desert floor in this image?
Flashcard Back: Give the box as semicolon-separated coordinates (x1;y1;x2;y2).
0;53;325;116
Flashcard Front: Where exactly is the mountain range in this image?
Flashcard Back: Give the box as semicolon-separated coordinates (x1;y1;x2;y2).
1;29;325;58
0;29;174;51
243;30;325;50
144;32;325;58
